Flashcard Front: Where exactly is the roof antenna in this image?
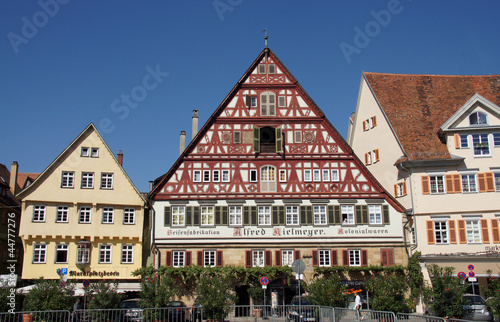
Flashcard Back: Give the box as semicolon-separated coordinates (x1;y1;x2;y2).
262;28;268;48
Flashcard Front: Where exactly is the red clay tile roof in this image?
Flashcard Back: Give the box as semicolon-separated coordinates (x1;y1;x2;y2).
364;73;500;161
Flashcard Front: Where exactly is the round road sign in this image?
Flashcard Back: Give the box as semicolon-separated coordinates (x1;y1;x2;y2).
468;265;475;271
469;271;475;278
457;272;467;280
260;276;269;285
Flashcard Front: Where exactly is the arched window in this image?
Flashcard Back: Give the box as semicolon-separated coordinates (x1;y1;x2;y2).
469;112;488;125
260;165;276;192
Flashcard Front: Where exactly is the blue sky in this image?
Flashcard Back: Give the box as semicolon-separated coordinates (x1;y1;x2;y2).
1;0;499;192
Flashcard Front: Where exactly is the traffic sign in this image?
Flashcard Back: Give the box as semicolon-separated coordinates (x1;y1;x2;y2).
468;265;475;271
469;271;475;278
457;272;467;280
83;279;90;287
61;268;68;275
260;276;269;285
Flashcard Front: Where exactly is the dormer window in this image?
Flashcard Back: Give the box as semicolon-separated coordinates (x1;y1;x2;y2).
469;112;488;125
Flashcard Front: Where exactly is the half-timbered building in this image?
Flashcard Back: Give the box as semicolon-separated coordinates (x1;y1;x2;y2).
150;48;407;305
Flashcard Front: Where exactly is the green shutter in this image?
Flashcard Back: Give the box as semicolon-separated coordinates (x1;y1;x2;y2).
356;205;362;224
193;206;200;226
253;125;260;153
306;206;313;225
251;206;257;226
215;206;221;225
164;206;171;226
243;206;250;225
362;206;368;225
222;206;228;225
186;207;192;225
272;206;278;225
276;125;283;153
334;206;341;224
328;206;334;224
278;206;285;225
245;94;251;108
383;205;390;224
355;205;369;225
300;206;307;225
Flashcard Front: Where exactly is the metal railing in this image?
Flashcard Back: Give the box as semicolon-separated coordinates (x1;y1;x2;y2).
0;310;71;322
396;313;446;322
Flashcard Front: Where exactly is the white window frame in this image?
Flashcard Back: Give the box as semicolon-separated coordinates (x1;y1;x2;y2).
222;170;230;182
102;207;114;224
313;169;321;182
313;205;327;225
76;245;90;264
318;249;331;267
33;243;47;263
494;173;500;192
434;220;449;244
56;206;69;223
250;169;258;182
259;64;266;74
278;96;286;107
121;245;134;264
252;250;265;267
472;134;490;156
268;64;276;74
99;244;112;264
172;250;185;267
279;169;287;182
304;169;312;182
349;250;361;266
55;244;69;263
494;133;500;147
368;205;382;224
341;205;355;224
461;174;477;193
204;250;216;267
79;206;92;223
203;170;211;182
193;170;202;182
81;147;89;157
258;206;271;226
282;250;294;267
81;172;94;189
201;206;215;226
213;170;220;183
172;206;185;226
33;205;46;222
294;131;302;143
260;91;276;116
61;171;74;188
260;166;276;192
466;220;482;243
229;206;242;226
460;134;469;148
91;147;99;158
331;170;339;182
123;208;136;224
251;97;257;108
469;112;488;125
286;206;299;225
101;173;113;189
322;169;330;182
429;175;445;194
396;182;406;197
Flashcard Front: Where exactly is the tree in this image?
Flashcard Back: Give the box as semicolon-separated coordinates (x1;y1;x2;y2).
307;274;349;308
424;264;466;318
139;273;180;308
0;287;22;312
195;268;237;320
87;280;124;309
484;271;500;321
364;270;412;313
23;277;75;311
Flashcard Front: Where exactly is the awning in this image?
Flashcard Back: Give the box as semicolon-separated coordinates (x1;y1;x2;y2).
17;282;141;296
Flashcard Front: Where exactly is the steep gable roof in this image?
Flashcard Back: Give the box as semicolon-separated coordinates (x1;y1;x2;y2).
364;73;500;161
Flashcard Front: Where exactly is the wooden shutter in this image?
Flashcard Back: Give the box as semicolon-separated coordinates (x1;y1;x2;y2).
426;220;435;244
478;173;487;192
362;121;367;131
300;206;312;225
165;251;172;267
342;250;348;266
485;172;495;192
275;250;282;267
355;205;368;225
448;220;457;244
361;250;368;267
334;206;341;224
383;205;389;224
294;250;301;261
374;149;380;162
245;250;252;267
394;184;398;197
193;206;200;226
372;116;377;127
421;175;430;195
186;207;192;225
216;250;223;267
164;207;171;226
186;251;192;266
403;181;407;195
215;206;227;225
272;206;279;225
481;219;490;243
445;174;457;193
197;251;204;266
245;94;251;108
253;125;260;153
458;220;467;244
312;250;318;267
381;249;394;267
491;219;500;243
243;206;250;225
265;250;272;266
331;250;338;266
364;153;370;165
275;125;283;153
454;133;460;149
453;174;461;193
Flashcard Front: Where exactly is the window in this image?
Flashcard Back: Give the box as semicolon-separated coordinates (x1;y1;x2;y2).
268;64;276;74
258;206;271;225
201;206;214;226
286;206;299;225
213;170;220;182
55;244;69;263
472;134;490;156
250;170;257;182
261;166;276;192
395;182;407;197
410;226;416;244
124;208;135;224
33;244;47;263
430;175;445;194
349;250;361;266
79;206;92;223
121;245;134;264
434;221;449;244
234;131;242;143
368;205;382;224
495;173;500;191
282;250;294;267
322;169;330;182
81;147;89;157
203;170;210;182
253;126;282;153
61;171;74;188
295;131;302;143
331;170;339;182
172;206;185;226
91;148;99;157
251;97;257;108
222;170;230;182
460;134;469;148
260;92;276;116
494;133;500;147
56;206;69;223
101;173;113;189
469;112;488;125
204;250;216;267
278;96;286;107
318;250;331;267
279;169;287;182
252;250;265;267
259;64;266;74
365;152;372;165
461;174;477;193
102;207;114;224
466;220;481;243
81;172;94;189
76;243;90;264
229;206;242;226
313;169;321;182
341;205;355;224
99;244;112;263
33;205;46;222
193;170;201;182
173;250;185;267
313;205;327;225
304;169;312;182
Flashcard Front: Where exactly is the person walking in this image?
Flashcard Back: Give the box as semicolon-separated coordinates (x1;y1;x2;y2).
354;293;361;310
73;298;81;322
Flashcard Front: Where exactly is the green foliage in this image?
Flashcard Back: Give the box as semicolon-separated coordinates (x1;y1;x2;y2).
195;268;237;320
408;251;424;298
247;286;264;304
307;273;349;308
87;280;124;309
424;264;466;318
0;287;22;312
23;277;75;311
314;265;406;275
364;271;411;313
139;273;180;308
484;271;500;320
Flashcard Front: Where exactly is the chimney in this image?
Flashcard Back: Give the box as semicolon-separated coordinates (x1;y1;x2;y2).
10;161;18;195
117;150;123;166
192;110;199;140
180;131;186;155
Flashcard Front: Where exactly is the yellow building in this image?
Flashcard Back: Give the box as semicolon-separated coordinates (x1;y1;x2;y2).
17;123;148;292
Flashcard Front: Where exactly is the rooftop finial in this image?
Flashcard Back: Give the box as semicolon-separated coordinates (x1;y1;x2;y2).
262;28;268;48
